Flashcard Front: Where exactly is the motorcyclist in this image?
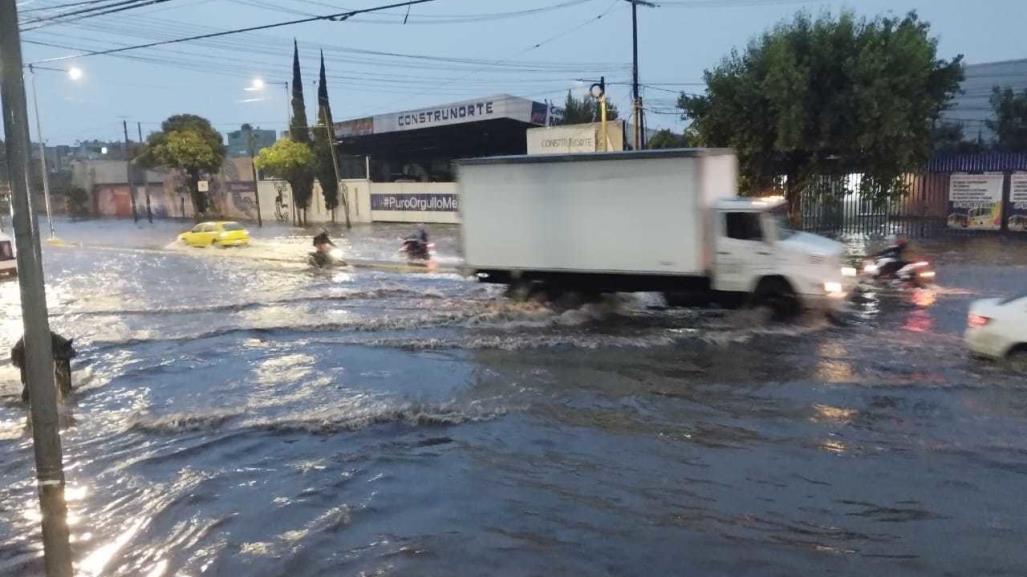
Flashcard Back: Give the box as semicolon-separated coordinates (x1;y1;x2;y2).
401;226;430;261
309;231;341;268
874;237;909;277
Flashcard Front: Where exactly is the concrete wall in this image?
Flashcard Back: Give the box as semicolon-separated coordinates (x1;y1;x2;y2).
248;180;457;224
253;179;372;225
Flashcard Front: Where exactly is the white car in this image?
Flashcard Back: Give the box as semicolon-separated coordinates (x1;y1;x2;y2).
0;232;15;277
965;294;1027;369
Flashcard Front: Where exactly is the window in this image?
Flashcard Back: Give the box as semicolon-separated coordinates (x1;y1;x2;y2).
725;212;764;241
770;205;795;240
200;224;216;233
191;225;205;233
222;222;243;231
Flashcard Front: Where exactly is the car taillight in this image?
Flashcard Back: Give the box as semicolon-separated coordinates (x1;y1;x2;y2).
968;314;991;329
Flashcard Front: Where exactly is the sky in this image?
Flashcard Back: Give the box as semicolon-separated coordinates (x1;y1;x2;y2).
10;0;1027;145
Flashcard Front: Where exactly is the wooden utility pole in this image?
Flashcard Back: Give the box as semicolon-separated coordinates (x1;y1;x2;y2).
322;105;350;229
0;1;74;575
247;130;263;227
137;122;152;223
626;0;656;150
123;120;138;222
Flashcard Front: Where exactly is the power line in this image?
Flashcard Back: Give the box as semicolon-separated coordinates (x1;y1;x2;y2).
368;0;624;113
18;0;124;13
22;0;173;31
21;0;168;25
30;0;440;64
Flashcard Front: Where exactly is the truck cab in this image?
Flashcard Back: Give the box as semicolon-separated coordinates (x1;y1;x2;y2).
713;198;850;313
0;232;16;277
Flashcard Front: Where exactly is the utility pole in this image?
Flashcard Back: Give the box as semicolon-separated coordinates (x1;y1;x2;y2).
322;105;350;229
28;66;55;239
626;0;656;150
137;122;152;223
247;130;263;227
0;2;74;576
122;120;138;222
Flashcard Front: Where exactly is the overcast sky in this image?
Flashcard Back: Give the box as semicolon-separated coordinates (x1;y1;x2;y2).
11;0;1027;145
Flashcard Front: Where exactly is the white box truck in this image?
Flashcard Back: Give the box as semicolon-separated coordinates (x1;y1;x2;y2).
457;149;852;315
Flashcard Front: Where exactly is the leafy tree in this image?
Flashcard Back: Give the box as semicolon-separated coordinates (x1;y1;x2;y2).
647;128;699;149
987;87;1027;152
931;122;984;154
678;10;963;221
137;114;226;218
61;185;90;217
289;40;315;226
559;90;619;125
254;139;315;209
313;51;345;225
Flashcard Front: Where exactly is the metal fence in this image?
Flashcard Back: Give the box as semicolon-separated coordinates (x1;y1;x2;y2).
793;153;1027;239
798;172;956;239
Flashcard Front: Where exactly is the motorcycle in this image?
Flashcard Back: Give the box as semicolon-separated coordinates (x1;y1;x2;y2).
308;249;346;269
861;255;936;288
399;237;433;262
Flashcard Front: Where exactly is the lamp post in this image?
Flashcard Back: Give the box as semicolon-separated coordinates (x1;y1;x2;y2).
247;77;291;130
27;65;81;239
590;77;608;152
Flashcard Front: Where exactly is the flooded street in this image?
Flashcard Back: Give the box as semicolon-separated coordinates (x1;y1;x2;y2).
2;220;1026;576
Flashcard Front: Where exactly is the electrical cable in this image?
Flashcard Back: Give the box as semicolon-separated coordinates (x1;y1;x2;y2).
29;0;439;64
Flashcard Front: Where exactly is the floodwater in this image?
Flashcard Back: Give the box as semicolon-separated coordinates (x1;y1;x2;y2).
1;219;1026;577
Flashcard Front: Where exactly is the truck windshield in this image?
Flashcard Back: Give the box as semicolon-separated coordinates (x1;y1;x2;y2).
771;206;796;240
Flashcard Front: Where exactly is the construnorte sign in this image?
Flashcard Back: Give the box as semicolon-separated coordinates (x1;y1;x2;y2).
372;94;547;134
371;193;458;212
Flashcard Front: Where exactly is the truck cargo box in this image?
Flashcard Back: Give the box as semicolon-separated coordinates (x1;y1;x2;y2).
457;149;737;277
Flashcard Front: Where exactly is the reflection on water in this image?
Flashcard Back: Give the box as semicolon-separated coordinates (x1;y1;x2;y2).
0;222;1026;576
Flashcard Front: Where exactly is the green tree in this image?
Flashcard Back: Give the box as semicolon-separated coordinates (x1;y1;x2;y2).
647;128;699;149
987;87;1027;152
314;50;345;225
679;10;963;221
254;139;315;209
289;40;315;226
559;90;619;125
138;114;226;218
931;122;984;154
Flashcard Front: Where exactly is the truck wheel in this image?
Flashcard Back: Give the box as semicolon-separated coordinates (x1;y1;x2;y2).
754;278;799;321
505;282;532;302
553;290;599;310
506;281;548;303
1008;346;1027;374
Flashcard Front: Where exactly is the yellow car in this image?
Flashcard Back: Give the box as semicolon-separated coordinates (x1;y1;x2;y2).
178;221;250;248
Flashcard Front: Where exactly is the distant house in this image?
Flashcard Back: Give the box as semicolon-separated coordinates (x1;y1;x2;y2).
226;125;277;158
941;58;1027;144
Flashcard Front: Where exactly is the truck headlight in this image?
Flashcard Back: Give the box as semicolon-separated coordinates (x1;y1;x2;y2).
824;281;844;295
841;267;858;278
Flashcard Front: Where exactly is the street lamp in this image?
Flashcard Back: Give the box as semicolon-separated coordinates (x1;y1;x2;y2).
28;64;82;240
247;77;290;129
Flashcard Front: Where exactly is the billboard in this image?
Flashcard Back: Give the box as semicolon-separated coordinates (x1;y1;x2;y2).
334;116;374;138
1009;173;1027;232
526;122;625;155
947;173;1004;230
370;193;458;212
